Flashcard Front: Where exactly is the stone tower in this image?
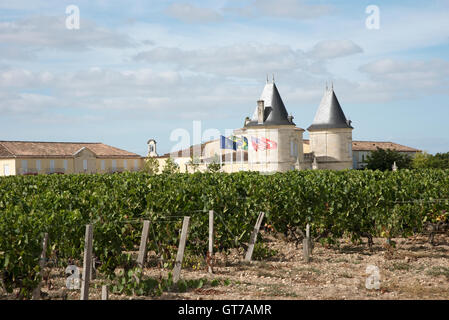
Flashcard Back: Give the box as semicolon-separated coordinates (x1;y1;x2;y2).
307;85;353;170
235;80;304;172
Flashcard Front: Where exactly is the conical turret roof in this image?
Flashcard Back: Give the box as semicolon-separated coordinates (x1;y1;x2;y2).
307;86;353;131
246;81;295;127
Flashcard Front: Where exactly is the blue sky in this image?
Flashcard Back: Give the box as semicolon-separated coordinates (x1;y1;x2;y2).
0;0;448;156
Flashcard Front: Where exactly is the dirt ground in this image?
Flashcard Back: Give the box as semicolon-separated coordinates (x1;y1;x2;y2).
2;232;449;300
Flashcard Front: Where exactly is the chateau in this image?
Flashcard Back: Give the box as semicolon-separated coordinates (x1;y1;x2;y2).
0;81;421;176
151;80;420;173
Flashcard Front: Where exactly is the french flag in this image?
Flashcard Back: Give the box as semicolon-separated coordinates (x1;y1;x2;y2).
251;137;277;151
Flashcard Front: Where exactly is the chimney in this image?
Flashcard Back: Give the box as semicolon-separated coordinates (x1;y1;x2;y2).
257;100;264;124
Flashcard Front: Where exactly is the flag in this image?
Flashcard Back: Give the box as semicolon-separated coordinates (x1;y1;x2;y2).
231;136;248;150
220;135;237;150
251;137;277;151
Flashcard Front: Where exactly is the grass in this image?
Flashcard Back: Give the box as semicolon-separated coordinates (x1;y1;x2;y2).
293;266;322;275
338;272;354;279
262;283;299;298
426;266;449;280
388;262;411;271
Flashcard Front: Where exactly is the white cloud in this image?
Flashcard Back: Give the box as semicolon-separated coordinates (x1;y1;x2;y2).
0;67;255;118
134;43;312;77
359;58;449;92
307;40;363;60
0;92;59;114
0;15;134;60
165;3;222;23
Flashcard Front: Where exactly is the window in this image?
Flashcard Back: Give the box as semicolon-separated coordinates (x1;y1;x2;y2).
36;160;41;171
134;159;138;170
3;164;10;176
50;160;55;171
290;140;294;156
83;159;87;171
22;160;28;170
123;159;127;170
150;145;154;152
348;142;352;158
112;160;117;170
63;160;68;171
101;160;105;171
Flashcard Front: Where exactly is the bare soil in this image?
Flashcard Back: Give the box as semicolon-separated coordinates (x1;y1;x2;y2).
3;232;449;300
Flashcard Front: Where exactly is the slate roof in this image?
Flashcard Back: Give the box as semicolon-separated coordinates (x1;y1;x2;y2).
308;87;353;131
0;141;142;159
246;81;295;127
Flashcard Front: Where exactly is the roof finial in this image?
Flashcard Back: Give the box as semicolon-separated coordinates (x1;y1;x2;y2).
326;82;328;91
272;73;275;83
331;81;334;90
266;74;269;83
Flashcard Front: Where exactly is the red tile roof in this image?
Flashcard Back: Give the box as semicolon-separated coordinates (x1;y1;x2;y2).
351;141;421;152
0;141;142;159
302;140;420;152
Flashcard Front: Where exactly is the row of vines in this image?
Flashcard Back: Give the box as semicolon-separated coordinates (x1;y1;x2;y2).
0;169;448;298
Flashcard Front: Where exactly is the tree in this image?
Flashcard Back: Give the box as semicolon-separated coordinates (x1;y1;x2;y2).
365;148;412;171
432;152;449;168
412;152;431;169
187;156;200;173
162;157;179;174
412;151;449;169
142;156;159;175
206;154;221;173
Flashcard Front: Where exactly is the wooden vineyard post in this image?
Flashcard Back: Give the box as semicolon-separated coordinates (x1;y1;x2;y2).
137;220;150;268
101;285;108;300
303;238;310;263
208;210;214;274
80;224;93;300
173;216;190;284
32;232;49;300
306;223;312;255
244;212;265;262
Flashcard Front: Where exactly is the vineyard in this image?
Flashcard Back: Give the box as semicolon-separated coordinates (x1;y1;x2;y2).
0;169;448;299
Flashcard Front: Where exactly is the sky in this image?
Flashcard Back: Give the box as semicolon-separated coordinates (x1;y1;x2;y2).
0;0;448;156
